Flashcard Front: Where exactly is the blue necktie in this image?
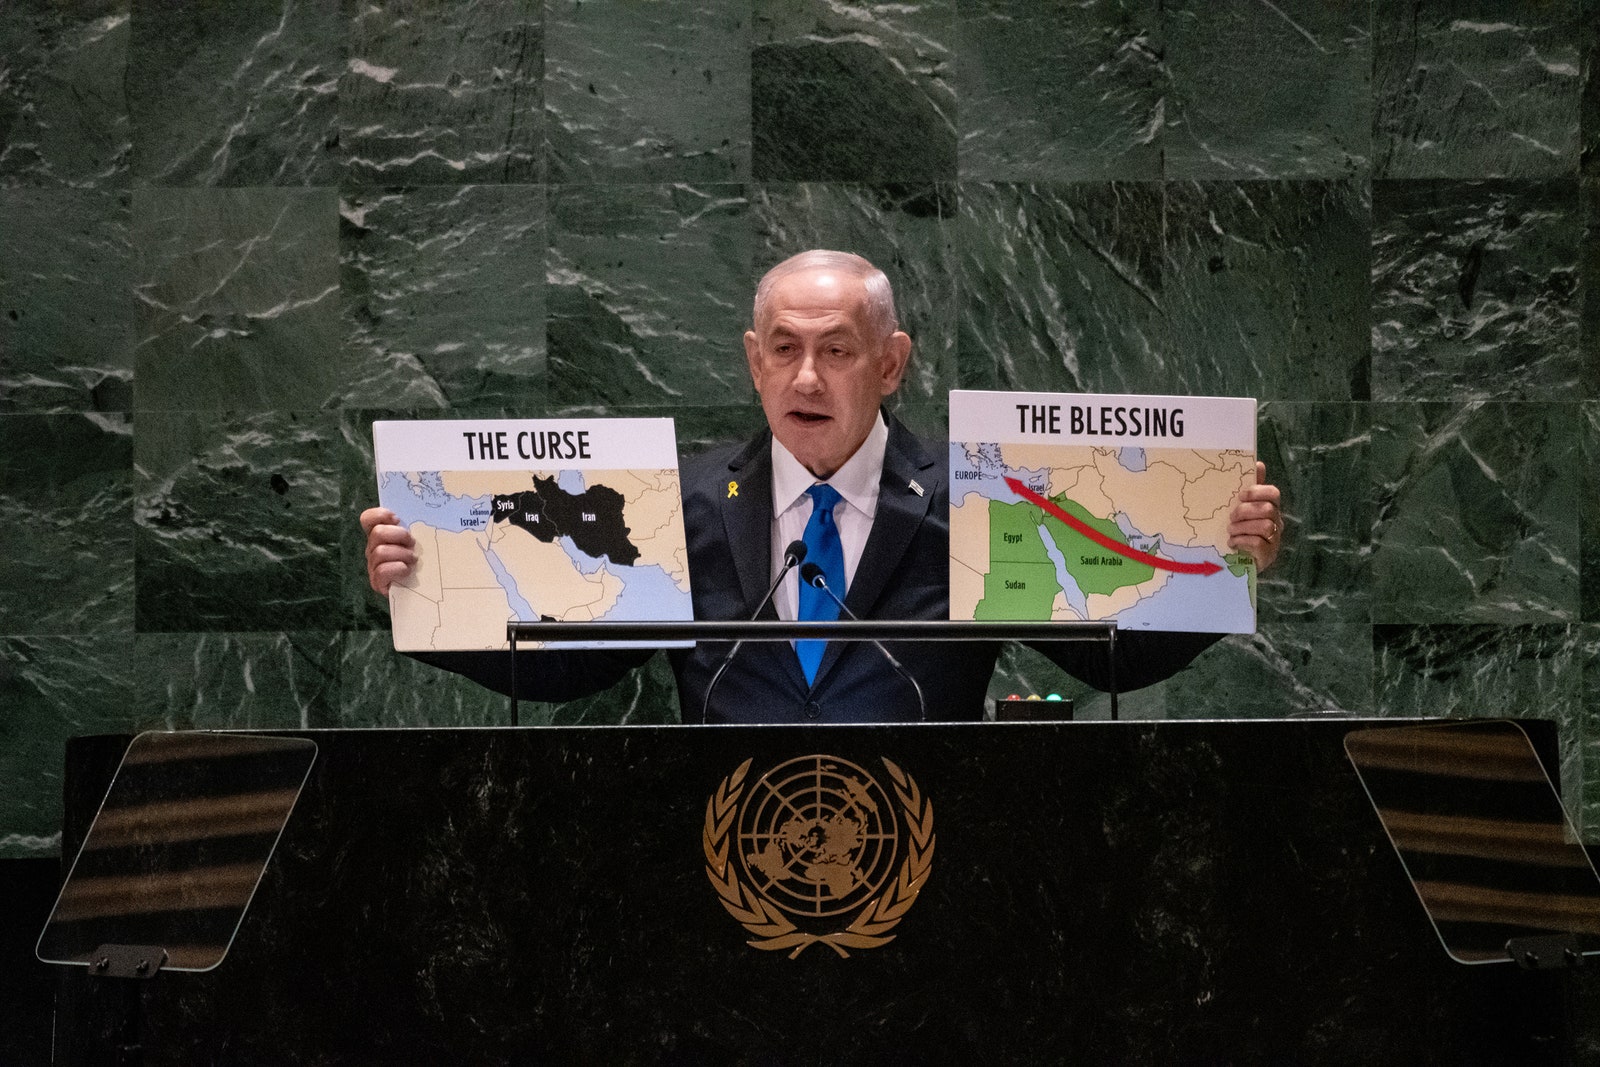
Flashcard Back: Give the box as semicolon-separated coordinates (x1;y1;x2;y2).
797;483;845;685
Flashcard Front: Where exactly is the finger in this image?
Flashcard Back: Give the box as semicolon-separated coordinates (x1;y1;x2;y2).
365;522;415;550
1235;482;1281;505
367;544;416;596
359;507;398;536
369;560;415;597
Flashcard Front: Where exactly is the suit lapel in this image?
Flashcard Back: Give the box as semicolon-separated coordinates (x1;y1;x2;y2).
720;432;777;619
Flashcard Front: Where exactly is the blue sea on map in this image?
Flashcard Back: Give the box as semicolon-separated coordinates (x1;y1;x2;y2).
611;565;693;619
1113;540;1249;631
948;443;1047;504
561;539;689;620
379;471;490;530
1118;447;1146;472
1037;526;1089;617
481;547;534;618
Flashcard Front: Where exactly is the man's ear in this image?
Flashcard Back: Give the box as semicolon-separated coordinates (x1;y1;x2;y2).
743;331;762;389
879;331;913;395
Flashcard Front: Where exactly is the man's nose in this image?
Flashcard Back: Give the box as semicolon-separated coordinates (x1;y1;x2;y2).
794;352;822;391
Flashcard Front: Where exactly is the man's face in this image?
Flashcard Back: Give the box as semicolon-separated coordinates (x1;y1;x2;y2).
743;268;911;479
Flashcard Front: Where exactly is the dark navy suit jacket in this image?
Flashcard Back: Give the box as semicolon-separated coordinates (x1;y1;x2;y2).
413;414;1217;723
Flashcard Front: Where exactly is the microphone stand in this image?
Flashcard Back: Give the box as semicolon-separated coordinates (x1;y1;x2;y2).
700;541;808;724
799;562;927;722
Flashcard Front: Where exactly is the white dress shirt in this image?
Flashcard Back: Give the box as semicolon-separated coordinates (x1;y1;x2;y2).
769;412;888;620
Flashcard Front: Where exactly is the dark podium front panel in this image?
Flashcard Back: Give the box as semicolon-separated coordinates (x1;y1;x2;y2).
55;721;1584;1064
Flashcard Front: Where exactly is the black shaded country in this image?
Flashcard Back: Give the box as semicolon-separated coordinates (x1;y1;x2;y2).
492;474;638;565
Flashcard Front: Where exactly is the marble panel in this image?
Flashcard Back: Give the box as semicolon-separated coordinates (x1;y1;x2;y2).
1371;402;1580;624
1373;0;1581;179
663;405;770;459
339;0;543;185
1585;4;1599;175
340;630;678;726
134;409;340;632
1586;178;1600;399
956;0;1162;182
341;185;546;410
339;630;532;727
1372;179;1581;402
126;0;340;185
546;183;751;408
1163;180;1371;401
1164;0;1371;180
752;0;955;182
0;634;134;859
133;187;339;411
1000;622;1374;723
956;182;1168;394
0;188;133;412
133;631;341;730
1372;623;1587;833
889;398;950;445
552;649;680;725
749;183;957;404
1583;624;1600;836
545;0;748;182
1586;402;1600;622
1161;618;1377;717
0;413;132;636
0;0;130;187
1256;401;1371;624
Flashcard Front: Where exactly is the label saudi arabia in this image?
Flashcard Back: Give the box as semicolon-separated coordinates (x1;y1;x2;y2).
949;390;1258;634
373;418;693;651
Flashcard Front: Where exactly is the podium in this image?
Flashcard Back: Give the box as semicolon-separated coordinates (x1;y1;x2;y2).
52;719;1590;1064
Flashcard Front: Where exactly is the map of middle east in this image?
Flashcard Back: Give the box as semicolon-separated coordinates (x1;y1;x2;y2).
948;391;1258;634
373;419;693;651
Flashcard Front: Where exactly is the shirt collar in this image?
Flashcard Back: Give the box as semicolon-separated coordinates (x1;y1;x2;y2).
771;411;887;519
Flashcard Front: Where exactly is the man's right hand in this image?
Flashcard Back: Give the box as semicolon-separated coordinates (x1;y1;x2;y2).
360;507;416;597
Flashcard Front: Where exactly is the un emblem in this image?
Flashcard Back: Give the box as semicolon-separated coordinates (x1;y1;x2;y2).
703;754;935;958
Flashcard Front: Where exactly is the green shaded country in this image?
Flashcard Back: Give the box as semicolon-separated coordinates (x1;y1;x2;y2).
975;561;1060;620
1227;550;1257;607
989;497;1155;597
1046;496;1155;595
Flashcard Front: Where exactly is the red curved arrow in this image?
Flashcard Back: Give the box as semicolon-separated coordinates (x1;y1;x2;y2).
1004;477;1222;577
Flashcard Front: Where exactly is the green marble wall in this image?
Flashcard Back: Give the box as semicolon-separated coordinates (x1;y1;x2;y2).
1;0;1596;855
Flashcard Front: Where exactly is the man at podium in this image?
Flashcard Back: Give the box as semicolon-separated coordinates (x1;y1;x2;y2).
360;250;1283;723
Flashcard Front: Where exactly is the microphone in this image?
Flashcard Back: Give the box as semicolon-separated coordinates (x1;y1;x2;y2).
699;540;808;724
798;562;927;723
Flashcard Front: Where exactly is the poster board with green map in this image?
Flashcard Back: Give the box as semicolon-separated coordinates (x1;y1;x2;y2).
948;390;1258;634
373;418;692;651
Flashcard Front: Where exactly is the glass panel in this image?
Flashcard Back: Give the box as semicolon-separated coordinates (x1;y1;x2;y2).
37;731;317;972
1345;720;1600;965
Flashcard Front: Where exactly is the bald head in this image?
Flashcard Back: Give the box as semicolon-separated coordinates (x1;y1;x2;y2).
752;250;898;341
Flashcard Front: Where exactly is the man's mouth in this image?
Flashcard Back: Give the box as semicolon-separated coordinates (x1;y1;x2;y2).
790;411;831;424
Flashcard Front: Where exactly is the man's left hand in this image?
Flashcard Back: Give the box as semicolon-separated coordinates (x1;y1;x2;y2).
1229;460;1283;573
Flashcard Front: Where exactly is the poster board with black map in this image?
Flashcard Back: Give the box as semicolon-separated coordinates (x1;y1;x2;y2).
373;417;693;651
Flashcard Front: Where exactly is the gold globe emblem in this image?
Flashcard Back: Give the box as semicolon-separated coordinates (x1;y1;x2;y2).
703;754;935;958
739;755;897;918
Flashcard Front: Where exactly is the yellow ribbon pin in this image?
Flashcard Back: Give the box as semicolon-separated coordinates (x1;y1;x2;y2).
727;481;739;498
